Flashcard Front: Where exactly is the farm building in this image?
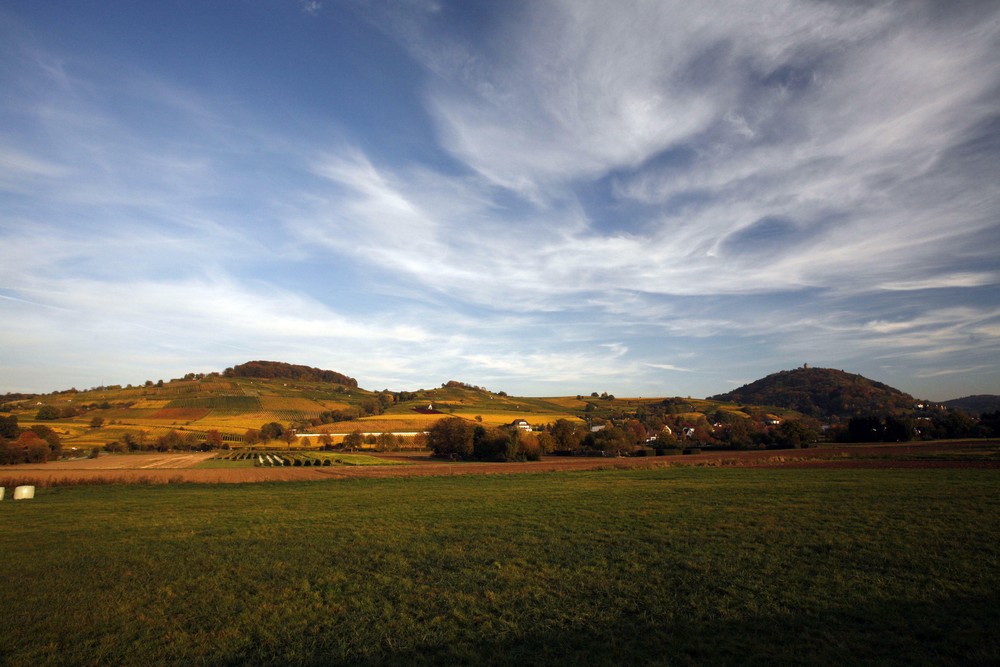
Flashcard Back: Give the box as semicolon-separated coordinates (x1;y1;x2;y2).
510;419;532;431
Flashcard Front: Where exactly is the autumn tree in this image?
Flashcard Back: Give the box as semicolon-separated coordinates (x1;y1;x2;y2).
204;430;224;449
588;426;630;455
318;433;333;450
27;424;61;450
549;418;584;451
427;417;474;459
15;432;50;463
623;419;648;445
534;431;555;453
156;430;197;451
652;428;679;449
375;432;397;451
343;430;364;450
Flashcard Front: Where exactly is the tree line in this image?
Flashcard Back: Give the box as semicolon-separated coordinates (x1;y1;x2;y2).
838;410;1000;442
0;416;63;464
223;360;358;387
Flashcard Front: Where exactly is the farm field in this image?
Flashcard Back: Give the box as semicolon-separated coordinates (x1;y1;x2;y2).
1;467;997;665
2;441;999;487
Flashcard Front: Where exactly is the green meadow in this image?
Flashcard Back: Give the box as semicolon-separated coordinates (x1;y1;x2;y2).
1;468;998;666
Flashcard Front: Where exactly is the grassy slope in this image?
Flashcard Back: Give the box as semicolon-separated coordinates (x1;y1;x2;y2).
1;468;997;665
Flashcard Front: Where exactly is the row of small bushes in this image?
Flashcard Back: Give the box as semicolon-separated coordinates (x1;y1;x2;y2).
215;452;256;461
253;454;336;467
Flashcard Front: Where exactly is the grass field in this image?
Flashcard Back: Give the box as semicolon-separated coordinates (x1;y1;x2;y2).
1;467;997;665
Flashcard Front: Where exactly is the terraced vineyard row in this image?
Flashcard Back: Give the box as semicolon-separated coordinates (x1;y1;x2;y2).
166;395;262;412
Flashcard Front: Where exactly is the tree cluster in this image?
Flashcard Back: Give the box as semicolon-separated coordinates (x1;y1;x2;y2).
0;417;63;464
223;361;358;387
427;417;542;462
838;409;1000;442
442;380;489;392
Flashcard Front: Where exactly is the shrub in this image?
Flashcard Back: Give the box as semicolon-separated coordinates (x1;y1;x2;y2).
35;405;60;421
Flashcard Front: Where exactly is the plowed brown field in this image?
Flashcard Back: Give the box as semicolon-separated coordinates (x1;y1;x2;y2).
2;441;996;485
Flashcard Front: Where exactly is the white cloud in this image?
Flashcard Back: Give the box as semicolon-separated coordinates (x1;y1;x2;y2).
300;1;322;16
2;2;998;398
645;363;693;373
316;0;1000;313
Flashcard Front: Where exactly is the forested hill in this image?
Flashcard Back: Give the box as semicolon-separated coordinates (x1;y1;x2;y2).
943;395;1000;415
708;367;916;419
223;361;358;387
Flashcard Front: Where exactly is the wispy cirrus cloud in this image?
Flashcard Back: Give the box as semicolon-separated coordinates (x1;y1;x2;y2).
1;1;998;399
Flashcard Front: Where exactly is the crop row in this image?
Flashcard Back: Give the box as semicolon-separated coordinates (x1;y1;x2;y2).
258;454;332;467
166;395;263;412
212;451;334;467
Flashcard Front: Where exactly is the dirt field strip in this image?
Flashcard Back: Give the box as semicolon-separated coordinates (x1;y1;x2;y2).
138;453;215;469
2;442;997;485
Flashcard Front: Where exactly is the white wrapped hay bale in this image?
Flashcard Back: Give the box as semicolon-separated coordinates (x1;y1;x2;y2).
13;485;35;500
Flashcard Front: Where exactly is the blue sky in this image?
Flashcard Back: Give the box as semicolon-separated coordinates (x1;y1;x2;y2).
2;0;999;401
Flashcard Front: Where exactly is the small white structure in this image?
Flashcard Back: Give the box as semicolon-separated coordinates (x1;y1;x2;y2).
510;419;532;432
13;485;35;500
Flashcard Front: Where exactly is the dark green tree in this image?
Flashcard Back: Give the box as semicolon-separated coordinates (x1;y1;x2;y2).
550;418;584;451
427;417;474;459
883;416;914;442
846;416;883;443
772;421;819;449
0;415;19;439
260;422;284;442
35;405;60;420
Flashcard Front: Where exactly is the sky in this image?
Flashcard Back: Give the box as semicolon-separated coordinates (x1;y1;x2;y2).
1;0;999;401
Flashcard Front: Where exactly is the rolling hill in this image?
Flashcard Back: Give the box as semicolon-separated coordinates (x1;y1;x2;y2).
943;395;1000;415
708;366;917;420
3;361;982;453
